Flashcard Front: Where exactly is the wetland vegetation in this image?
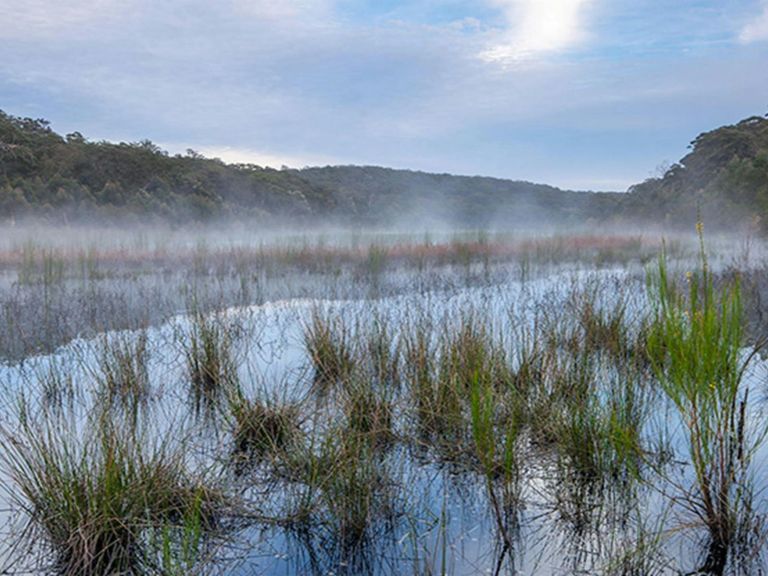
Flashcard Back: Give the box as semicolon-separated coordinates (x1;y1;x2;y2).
0;224;766;575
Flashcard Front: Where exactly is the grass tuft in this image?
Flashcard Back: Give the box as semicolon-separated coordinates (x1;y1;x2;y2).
304;309;355;390
0;414;231;576
647;231;766;575
184;312;237;413
228;389;301;461
98;332;150;407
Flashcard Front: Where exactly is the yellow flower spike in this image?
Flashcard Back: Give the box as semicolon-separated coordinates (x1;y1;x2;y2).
696;221;704;235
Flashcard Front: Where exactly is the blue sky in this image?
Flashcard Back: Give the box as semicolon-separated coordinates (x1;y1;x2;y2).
2;0;768;190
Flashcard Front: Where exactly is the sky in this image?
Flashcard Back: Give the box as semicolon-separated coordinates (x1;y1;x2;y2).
1;0;768;191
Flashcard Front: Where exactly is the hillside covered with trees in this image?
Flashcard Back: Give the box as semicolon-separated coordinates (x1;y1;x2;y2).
0;111;333;223
619;114;768;230
0;110;608;227
1;109;766;229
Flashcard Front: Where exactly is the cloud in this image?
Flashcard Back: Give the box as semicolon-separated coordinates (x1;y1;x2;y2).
480;0;593;63
0;0;131;38
230;0;333;21
0;0;332;39
739;1;768;43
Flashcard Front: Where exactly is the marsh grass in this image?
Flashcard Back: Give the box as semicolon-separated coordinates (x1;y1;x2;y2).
469;373;521;560
2;228;763;574
0;413;232;576
0;229;673;364
554;375;645;491
184;312;238;413
403;322;440;435
341;378;395;445
526;346;592;447
403;314;511;451
321;435;391;549
304;309;355;391
438;314;511;392
647;235;767;574
227;388;301;462
571;285;631;360
98;331;150;407
360;245;388;291
17;245;65;287
364;315;401;388
275;424;396;556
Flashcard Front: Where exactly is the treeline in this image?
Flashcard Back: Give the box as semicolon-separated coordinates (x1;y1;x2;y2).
0;110;615;227
0;111;331;224
1;109;767;229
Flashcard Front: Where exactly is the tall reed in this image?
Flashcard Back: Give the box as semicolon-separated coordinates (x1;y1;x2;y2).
647;235;765;574
469;373;520;559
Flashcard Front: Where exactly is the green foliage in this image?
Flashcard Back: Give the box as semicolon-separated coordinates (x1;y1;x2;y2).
0;110;319;224
0;414;228;576
0;109;613;226
646;233;766;574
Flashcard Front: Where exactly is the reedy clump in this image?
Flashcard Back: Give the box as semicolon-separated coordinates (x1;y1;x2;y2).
647;234;766;575
341;378;394;445
304;309;355;391
0;414;232;576
98;331;150;407
184;312;238;413
228;388;301;460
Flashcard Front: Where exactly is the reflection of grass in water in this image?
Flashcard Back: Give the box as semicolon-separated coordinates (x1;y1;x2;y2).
321;433;391;549
274;423;397;570
469;371;521;564
600;512;671;576
38;359;76;411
